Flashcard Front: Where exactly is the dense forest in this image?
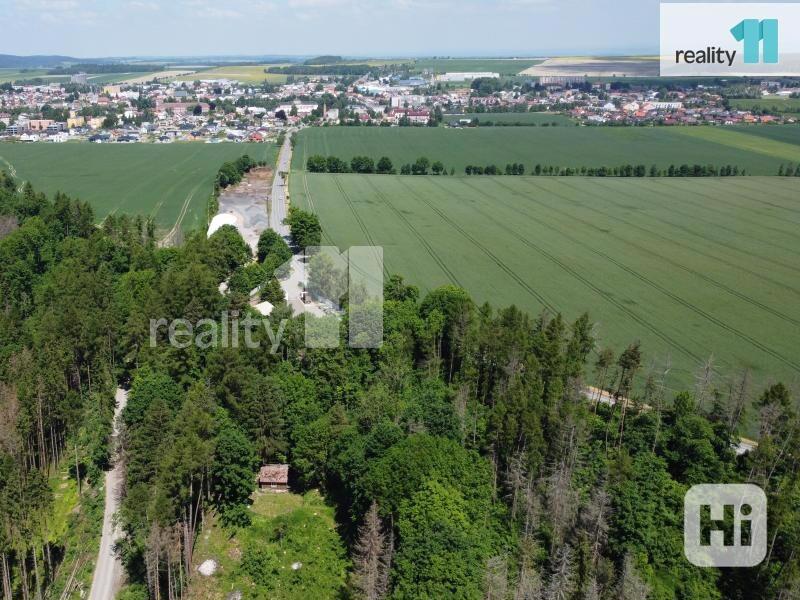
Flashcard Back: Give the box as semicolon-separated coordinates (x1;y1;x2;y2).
1;173;799;600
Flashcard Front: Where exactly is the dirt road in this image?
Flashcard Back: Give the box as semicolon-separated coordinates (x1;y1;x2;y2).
88;387;128;600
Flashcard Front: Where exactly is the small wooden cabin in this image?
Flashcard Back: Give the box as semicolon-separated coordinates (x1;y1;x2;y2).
258;464;289;492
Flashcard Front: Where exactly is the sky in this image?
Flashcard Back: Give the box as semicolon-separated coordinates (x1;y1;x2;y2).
0;0;782;58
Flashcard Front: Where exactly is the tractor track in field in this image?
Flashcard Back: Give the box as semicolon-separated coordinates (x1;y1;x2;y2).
652;179;800;235
332;175;388;277
398;177;558;315
516;178;800;298
728;179;800;215
548;178;800;281
160;181;202;246
481;178;800;331
654;179;800;229
363;176;462;287
579;179;800;274
475;178;800;374
602;179;800;257
0;155;24;191
432;177;701;364
522;176;800;301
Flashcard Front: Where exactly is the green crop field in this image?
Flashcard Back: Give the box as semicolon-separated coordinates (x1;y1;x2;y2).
407;58;543;75
85;72;164;85
290;171;800;393
444;112;573;126
293;126;800;175
0;69;68;84
0;142;276;234
176;65;289;84
731;124;800;146
730;97;800;114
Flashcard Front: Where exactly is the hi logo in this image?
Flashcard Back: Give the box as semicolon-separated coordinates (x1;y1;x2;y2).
731;19;779;64
684;484;767;567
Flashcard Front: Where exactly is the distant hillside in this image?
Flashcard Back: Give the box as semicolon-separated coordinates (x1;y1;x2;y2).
0;54;80;68
303;55;344;65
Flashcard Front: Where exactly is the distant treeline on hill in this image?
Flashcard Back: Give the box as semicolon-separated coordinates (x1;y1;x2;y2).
303;55;345;65
267;64;373;76
47;63;165;75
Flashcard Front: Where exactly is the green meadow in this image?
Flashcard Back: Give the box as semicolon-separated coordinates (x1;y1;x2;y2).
290;171;800;393
0;142;276;233
293;125;800;175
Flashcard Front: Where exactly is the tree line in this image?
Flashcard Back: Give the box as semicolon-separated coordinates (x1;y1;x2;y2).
307;154;454;176
488;163;749;177
208;154;263;219
778;164;800;176
308;155;752;178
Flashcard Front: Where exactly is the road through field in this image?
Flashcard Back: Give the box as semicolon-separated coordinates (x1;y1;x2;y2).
270;131;294;238
88;387;128;600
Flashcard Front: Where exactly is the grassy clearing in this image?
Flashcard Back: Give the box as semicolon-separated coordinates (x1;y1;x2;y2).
290;172;800;393
293;126;797;175
189;490;348;600
47;464;104;600
0;142;277;233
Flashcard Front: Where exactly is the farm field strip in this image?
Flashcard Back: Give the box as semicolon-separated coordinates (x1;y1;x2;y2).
0;143;276;233
675;127;800;163
518;177;800;299
651;177;800;230
292;126;795;175
446;177;800;374
290;172;800;390
482;177;800;327
475;178;800;336
542;177;800;278
425;176;707;365
587;178;800;260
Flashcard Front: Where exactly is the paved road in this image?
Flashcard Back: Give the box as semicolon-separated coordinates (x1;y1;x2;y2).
270;131;293;238
88;388;128;600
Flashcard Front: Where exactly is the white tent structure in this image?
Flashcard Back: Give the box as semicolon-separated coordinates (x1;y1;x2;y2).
207;213;239;238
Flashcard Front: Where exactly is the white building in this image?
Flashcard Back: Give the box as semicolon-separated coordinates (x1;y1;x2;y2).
435;72;500;82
